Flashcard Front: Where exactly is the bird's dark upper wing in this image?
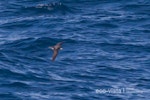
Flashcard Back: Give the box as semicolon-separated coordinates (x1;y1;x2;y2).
52;50;58;61
56;42;64;45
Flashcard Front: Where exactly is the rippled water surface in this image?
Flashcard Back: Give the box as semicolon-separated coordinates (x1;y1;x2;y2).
0;0;150;100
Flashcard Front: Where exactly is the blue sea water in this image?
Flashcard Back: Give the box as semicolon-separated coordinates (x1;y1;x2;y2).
0;0;150;100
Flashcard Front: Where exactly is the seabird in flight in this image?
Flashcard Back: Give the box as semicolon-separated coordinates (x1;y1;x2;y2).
49;42;64;61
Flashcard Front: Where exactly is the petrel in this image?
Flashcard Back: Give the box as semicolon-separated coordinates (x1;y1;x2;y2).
49;42;63;61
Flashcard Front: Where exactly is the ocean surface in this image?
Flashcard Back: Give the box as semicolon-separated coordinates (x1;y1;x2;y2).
0;0;150;100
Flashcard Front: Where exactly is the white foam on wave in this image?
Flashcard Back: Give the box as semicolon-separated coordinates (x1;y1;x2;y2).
16;92;50;99
0;15;59;25
48;71;86;82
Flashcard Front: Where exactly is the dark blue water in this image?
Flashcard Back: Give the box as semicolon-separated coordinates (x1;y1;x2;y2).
0;0;150;100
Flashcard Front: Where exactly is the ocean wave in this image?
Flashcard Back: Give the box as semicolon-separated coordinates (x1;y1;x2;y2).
0;93;20;100
24;2;75;15
1;82;30;88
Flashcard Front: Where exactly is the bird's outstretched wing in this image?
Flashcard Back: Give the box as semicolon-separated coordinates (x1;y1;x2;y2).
51;50;58;61
49;46;54;50
56;41;64;45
